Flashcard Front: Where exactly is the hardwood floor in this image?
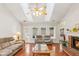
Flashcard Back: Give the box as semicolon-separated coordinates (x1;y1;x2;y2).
15;43;68;56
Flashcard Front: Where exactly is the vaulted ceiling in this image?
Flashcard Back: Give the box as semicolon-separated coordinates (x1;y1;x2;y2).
3;3;72;25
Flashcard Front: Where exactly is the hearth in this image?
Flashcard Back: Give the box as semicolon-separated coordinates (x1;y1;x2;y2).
72;36;79;50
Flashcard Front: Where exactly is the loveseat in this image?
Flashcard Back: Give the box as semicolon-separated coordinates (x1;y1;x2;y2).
0;37;25;56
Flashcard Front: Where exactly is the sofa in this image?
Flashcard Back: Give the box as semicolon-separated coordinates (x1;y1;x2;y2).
35;35;52;44
0;37;25;56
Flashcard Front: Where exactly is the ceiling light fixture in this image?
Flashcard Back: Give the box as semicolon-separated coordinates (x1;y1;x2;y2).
32;3;47;16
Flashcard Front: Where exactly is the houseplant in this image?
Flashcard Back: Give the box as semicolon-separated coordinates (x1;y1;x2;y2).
60;40;68;47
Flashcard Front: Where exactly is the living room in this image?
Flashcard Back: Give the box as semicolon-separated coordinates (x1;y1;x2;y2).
0;3;79;56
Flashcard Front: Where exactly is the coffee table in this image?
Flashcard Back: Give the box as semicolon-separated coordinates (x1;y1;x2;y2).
32;44;51;56
32;50;50;56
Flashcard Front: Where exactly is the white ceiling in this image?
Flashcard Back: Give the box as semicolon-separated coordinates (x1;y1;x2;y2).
3;3;72;24
21;3;55;22
50;3;72;23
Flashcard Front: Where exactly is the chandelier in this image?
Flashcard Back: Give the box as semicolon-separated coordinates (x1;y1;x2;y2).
32;3;47;16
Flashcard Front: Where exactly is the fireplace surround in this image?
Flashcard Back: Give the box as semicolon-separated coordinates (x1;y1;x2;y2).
72;36;79;50
68;36;79;50
62;36;79;56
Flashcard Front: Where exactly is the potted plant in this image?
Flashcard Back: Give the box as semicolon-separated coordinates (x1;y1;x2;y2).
59;40;68;47
62;41;68;47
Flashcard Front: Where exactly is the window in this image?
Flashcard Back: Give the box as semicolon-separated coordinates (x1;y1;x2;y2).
32;28;38;38
49;27;54;36
60;28;64;36
41;28;46;35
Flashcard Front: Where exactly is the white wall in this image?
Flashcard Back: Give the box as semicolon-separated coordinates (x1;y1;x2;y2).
0;4;22;38
58;4;79;41
23;22;58;43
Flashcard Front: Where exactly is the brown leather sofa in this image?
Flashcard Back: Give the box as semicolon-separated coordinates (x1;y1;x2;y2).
0;37;25;56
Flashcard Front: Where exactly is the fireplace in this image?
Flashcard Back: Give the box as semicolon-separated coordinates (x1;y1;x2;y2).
72;37;79;50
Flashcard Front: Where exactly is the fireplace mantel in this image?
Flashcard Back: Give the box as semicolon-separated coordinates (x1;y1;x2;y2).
67;32;79;37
